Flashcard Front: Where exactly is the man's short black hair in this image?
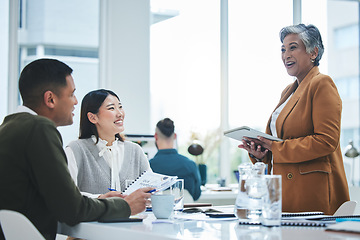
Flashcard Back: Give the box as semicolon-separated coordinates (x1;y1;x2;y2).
156;118;175;137
19;58;73;108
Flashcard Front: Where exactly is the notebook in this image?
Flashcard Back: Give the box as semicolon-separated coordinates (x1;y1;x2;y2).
122;171;178;195
238;213;360;227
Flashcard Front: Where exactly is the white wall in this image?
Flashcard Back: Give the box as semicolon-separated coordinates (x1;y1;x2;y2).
99;0;151;135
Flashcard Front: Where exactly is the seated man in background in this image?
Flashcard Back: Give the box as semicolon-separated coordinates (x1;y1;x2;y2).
0;58;152;240
150;118;201;201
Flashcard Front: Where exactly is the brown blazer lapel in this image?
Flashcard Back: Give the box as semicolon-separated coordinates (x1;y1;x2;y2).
275;67;320;139
275;82;299;139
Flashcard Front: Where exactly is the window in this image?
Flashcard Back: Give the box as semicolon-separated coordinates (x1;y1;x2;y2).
228;0;293;182
325;0;360;150
150;0;221;182
334;24;359;50
17;0;100;145
335;76;358;100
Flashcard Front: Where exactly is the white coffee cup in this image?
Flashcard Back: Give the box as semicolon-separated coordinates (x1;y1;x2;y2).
151;194;174;219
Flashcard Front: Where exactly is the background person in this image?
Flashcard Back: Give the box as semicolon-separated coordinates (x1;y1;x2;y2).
65;89;151;198
239;24;349;215
150;118;201;201
0;59;152;240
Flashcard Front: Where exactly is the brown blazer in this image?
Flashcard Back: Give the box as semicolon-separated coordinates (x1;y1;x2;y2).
257;67;349;215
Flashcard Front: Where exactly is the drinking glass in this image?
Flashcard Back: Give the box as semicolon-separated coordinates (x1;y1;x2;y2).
245;174;267;221
170;179;184;212
235;163;253;219
261;175;282;227
235;162;267;222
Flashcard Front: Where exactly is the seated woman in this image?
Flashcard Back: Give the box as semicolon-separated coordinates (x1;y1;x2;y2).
65;89;151;198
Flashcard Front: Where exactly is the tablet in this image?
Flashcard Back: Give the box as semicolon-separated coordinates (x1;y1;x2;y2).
224;126;283;142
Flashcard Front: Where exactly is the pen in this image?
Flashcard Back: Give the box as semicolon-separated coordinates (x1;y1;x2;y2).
336;218;360;223
108;188;117;191
148;189;156;193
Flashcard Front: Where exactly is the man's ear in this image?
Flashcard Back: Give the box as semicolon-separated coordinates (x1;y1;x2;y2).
173;133;177;140
87;112;98;124
43;91;56;109
154;132;158;141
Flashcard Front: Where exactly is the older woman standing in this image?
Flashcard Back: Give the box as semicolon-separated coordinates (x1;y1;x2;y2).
239;24;349;215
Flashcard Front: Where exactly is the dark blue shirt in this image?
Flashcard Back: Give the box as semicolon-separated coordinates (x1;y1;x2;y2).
149;149;201;201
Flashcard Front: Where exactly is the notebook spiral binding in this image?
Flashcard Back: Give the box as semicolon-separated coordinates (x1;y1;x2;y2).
122;170;147;194
281;212;324;218
238;221;328;227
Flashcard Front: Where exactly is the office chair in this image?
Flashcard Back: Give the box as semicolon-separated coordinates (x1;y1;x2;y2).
333;200;357;216
0;210;45;240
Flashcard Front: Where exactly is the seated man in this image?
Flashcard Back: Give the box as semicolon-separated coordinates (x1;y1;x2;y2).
0;59;152;240
150;118;201;201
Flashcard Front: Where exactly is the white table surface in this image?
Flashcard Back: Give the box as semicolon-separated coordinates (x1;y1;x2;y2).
58;211;360;240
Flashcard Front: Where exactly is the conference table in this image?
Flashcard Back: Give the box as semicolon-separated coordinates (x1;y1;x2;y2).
58;209;360;240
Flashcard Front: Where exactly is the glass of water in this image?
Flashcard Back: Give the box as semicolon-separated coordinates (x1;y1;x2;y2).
261;175;282;227
235;162;267;222
245;174;267;222
170;179;184;212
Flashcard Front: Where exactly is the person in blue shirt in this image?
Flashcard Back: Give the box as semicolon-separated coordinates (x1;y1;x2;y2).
149;118;201;201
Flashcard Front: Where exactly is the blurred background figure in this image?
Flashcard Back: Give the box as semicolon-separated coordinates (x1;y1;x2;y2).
150;118;201;201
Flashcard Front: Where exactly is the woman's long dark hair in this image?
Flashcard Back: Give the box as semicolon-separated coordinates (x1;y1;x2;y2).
79;89;124;143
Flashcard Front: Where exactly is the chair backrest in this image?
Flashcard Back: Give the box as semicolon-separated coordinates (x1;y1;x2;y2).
333;200;357;216
0;210;45;240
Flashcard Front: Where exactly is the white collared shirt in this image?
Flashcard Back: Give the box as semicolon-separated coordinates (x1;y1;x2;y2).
15;105;37;115
269;93;293;174
94;136;124;191
270;93;293;138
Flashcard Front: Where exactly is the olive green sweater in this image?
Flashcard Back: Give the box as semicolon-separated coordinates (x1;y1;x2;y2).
0;113;131;240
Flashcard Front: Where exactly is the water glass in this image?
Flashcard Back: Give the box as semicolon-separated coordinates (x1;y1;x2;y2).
162;179;184;212
261;175;282;227
170;179;184;212
245;175;267;221
235;162;267;222
235;163;252;219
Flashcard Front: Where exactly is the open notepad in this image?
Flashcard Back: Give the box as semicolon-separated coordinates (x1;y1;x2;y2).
122;171;178;195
